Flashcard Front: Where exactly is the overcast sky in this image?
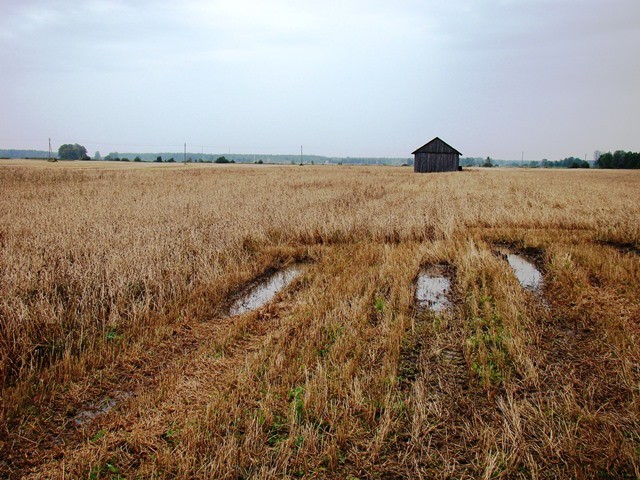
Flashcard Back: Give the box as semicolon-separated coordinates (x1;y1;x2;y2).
1;0;639;159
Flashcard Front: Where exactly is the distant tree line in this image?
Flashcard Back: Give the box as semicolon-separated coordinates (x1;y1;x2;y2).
462;156;590;168
4;146;637;169
0;149;50;159
461;157;513;167
214;156;235;163
539;157;590;168
0;148;409;165
595;150;640;169
461;157;484;167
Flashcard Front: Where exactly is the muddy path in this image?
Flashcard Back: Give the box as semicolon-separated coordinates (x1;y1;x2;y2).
507;243;640;477
414;264;453;313
390;262;499;476
598;239;640;256
2;321;228;476
3;240;639;478
1;265;305;478
229;264;302;316
534;244;636;398
493;244;545;291
398;264;456;389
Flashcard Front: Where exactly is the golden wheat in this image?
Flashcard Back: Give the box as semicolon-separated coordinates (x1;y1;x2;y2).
0;161;638;478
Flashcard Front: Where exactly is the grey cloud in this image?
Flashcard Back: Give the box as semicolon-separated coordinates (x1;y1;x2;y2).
1;0;639;158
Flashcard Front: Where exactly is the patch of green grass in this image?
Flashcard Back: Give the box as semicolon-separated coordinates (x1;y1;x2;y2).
161;425;180;445
374;297;385;312
318;323;344;357
466;304;511;388
89;461;124;480
105;327;123;342
267;414;288;447
289;385;305;421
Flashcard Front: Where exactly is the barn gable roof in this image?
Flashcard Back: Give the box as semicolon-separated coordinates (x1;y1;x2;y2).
412;137;462;155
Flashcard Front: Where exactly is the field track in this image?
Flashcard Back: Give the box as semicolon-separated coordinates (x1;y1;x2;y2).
0;161;638;478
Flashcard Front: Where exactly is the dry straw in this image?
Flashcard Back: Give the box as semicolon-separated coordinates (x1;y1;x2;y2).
0;162;638;478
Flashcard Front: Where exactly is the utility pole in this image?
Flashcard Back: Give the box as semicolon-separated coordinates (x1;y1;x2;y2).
300;145;303;164
48;138;56;162
521;150;524;167
184;143;187;163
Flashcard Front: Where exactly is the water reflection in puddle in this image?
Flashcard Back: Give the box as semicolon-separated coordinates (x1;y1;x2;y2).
415;267;452;313
73;392;131;426
506;253;543;291
229;265;302;316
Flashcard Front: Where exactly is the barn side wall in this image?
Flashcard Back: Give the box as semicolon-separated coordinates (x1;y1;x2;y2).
413;153;459;172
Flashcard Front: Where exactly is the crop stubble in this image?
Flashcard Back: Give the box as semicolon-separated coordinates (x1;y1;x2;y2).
0;162;638;478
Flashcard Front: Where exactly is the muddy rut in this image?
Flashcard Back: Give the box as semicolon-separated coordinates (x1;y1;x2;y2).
2;267;305;477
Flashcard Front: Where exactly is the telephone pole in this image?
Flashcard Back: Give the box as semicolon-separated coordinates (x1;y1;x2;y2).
300;145;303;164
184;143;186;163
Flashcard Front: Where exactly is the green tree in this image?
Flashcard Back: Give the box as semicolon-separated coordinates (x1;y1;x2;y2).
155;156;163;163
58;143;89;160
482;156;493;167
134;156;142;162
215;156;230;164
595;150;640;169
596;152;612;168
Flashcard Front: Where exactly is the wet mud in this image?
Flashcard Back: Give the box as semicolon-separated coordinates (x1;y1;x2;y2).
229;265;302;316
415;265;453;313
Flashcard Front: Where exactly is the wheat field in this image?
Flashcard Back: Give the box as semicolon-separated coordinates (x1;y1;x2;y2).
0;161;638;478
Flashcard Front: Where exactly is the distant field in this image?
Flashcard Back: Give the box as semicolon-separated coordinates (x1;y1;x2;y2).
0;164;638;478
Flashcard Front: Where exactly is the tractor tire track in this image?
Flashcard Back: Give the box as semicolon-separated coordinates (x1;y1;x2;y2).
2;277;301;479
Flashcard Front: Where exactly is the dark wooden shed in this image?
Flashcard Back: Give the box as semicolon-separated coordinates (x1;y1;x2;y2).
412;137;462;173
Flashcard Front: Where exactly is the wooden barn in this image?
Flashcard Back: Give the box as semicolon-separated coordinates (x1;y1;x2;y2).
412;137;461;173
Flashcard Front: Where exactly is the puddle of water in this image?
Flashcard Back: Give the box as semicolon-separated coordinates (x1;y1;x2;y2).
415;268;452;313
73;391;131;426
506;253;543;291
229;265;301;316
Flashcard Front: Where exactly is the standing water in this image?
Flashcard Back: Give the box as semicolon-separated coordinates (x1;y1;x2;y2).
415;267;452;313
73;391;132;426
506;254;543;291
229;266;302;316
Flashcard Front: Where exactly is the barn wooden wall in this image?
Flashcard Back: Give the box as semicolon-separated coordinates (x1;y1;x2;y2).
413;153;459;172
